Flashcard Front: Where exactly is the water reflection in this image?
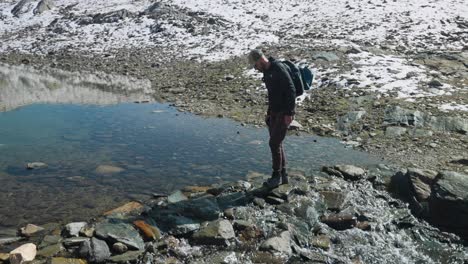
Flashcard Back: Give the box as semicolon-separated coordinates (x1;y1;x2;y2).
0;63;152;111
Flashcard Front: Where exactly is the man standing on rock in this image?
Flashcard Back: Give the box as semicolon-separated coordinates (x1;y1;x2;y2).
248;49;296;188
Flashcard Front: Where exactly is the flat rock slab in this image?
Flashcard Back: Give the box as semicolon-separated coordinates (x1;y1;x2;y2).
192;219;235;246
109;250;144;263
20;224;44;237
95;222;144;250
103;202;144;216
51;258;87;264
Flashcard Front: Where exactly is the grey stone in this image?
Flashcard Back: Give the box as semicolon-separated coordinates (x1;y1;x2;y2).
79;237;110;263
319;191;346;210
410;129;433;138
384;106;425;127
112;242;128;254
11;0;33;17
37;243;63;258
407;168;438;201
109;250;144;263
34;0;54;15
192;219;235;246
26;162;47;170
232;220;254;231
334;164;366;181
289;120;303;130
38;235;61;249
428;79;443;87
265;196;285;205
63;237;89;248
427;116;468;134
167;190;188;203
0;237;23;246
64;222;87;237
253;198;266;208
20;224;45;237
259;231;292;256
312;52;340;62
95;222;144;250
430;171;468;239
336;111;366;132
171;216;201;235
385;126;407;137
217;192;250;209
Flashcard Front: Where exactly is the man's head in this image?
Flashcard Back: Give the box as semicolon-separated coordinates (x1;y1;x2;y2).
248;49;269;72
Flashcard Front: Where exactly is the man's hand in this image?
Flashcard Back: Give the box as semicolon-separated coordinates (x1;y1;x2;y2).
284;115;293;126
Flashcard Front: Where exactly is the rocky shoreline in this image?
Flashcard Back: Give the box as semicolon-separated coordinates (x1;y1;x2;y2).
0;164;467;263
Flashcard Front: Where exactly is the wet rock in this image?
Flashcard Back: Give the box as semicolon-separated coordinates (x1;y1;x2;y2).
0;254;10;262
95;222;145;250
427;79;443;87
103;201;144;216
253;197;266;208
429;171;468;239
356;221;371;231
270;184;293;200
109;251;143;264
133;220;161;241
265;196;285;205
223;208;235;219
50;258;87;264
407;168;438;201
34;0;54;15
410;129;433;138
289;120;303;130
111;242;128;254
385;126;407;137
320;214;357;230
217;192;250;209
11;0;33;17
78;237;110;263
232;220;254;231
9;243;37;264
20;224;44;237
319;191;346;211
64;222;87;237
26;162;47;170
259;231;292;256
167;190;188;203
346;47;362;54
170;216;201;235
94;165;124;175
192;219;235;246
38;235;61;249
37;243;63;258
79;226;95;238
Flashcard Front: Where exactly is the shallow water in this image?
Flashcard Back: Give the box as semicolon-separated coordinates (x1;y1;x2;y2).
0;63;382;229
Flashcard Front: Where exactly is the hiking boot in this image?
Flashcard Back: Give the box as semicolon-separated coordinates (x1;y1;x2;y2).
263;171;281;189
281;168;289;185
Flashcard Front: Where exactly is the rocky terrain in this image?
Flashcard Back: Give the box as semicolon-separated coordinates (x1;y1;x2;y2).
0;0;467;263
0;164;467;263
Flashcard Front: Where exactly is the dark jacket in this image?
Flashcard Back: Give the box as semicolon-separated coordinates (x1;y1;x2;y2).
263;57;296;116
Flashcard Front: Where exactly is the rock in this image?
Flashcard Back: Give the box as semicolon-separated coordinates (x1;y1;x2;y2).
133;220;161;241
326;165;366;181
223;208;235;219
384;106;425;127
192;219;235;246
37;243;63;258
11;0;33;17
38;235;61;249
79;226;95;238
320;214;357;230
79;238;110;263
253;198;266;208
19;224;44;237
167;190;188;203
407;168;438;201
385;126;407;137
225;75;234;81
51;258;87;264
170;216;201;235
428;79;443;87
108;250;143;263
64;222;87;237
103;201;144;216
319;191;346;211
312;52;339;62
270;184;293;200
26;162;47;170
265;196;285;205
95;222;145;250
0;253;10;262
34;0;54;15
232;220;254;231
259;231;292;256
429;171;468;239
95;165;124;175
310;235;331;250
289;120;303;130
9;243;37;264
356;221;371;231
0;237;23;246
336;111;366;132
449;157;468;165
346;47;362;54
410;129;433;138
111;242;128;254
427;116;468;134
63;237;89;248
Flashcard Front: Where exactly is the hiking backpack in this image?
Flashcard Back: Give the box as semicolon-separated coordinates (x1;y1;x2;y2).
281;60;314;97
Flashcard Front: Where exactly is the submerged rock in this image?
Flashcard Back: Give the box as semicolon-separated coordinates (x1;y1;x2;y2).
26;162;47;170
103;201;144;216
94;165;124;175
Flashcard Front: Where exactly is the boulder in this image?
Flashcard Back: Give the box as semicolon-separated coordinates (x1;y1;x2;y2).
64;222;87;237
34;0;55;15
192;220;235;246
385;126;407;137
78;238;110;263
336;111;366;132
132;220;161;241
259;231;292;256
111;242;128;254
427;116;468;134
95;222;144;250
20;224;44;237
407;168;438;201
319;191;346;211
9;243;37;264
384;106;425;127
429;171;468;239
323;165;366;181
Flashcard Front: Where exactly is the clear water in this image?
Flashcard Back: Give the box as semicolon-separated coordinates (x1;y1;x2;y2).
0;102;382;228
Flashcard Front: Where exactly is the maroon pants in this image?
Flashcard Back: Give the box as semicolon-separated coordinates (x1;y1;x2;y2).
267;112;290;172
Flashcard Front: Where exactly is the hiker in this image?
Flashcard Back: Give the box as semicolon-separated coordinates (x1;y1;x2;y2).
248;49;296;188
